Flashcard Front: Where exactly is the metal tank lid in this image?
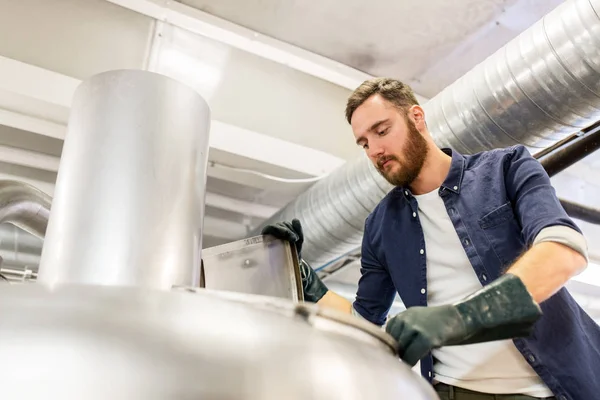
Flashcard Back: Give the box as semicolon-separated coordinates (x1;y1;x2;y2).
183;286;400;355
0;283;437;400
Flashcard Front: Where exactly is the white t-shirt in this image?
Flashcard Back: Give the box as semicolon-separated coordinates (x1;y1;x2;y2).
414;188;553;398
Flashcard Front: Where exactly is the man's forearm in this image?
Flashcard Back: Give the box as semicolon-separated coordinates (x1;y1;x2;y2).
316;290;353;314
507;241;587;303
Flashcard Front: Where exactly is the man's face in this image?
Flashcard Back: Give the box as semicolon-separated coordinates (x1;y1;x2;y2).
351;95;428;187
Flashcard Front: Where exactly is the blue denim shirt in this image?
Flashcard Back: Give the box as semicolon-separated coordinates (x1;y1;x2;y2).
354;145;600;400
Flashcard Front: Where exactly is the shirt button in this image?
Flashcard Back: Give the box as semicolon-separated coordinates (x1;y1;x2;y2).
481;274;488;282
453;186;458;190
527;354;536;363
421;288;426;294
404;190;409;196
412;212;416;218
463;239;470;246
428;371;432;378
419;249;424;255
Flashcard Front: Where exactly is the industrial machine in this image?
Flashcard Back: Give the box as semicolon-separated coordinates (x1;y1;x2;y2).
0;70;437;400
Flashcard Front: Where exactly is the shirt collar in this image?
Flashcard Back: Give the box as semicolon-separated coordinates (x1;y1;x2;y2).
440;147;465;194
396;147;465;198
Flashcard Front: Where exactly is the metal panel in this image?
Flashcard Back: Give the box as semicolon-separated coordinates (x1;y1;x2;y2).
201;235;303;301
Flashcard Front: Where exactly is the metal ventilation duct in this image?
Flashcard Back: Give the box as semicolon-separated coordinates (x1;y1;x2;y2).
257;0;600;267
0;180;50;239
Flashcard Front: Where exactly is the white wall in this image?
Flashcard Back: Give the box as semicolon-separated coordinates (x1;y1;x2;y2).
150;23;361;161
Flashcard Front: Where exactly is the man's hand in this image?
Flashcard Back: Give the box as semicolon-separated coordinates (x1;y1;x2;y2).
385;305;465;366
297;259;329;303
261;219;304;256
261;219;328;303
385;273;543;366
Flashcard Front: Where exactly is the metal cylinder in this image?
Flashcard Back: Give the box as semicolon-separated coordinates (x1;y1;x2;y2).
559;199;600;225
539;123;600;177
37;70;211;289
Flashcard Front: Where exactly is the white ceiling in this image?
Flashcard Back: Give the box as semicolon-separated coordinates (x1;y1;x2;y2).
180;0;565;97
0;0;153;80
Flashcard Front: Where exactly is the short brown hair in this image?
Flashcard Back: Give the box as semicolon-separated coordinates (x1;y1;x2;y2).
345;78;420;124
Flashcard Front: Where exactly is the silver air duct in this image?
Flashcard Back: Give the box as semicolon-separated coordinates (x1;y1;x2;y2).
37;70;211;289
259;0;600;268
0;180;50;239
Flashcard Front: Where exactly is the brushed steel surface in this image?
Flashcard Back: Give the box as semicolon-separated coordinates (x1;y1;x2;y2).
37;70;211;289
0;284;438;400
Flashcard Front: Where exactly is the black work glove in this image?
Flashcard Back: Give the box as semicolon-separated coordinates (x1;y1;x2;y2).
261;219;328;303
261;219;304;256
385;273;543;366
297;258;328;303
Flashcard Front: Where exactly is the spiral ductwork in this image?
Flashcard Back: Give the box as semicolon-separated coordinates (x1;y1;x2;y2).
257;0;600;267
0;180;51;239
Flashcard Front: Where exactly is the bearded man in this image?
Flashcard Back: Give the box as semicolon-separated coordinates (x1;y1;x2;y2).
262;78;599;400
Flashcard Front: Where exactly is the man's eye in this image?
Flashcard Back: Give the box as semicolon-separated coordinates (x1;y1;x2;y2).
378;129;387;136
363;144;369;149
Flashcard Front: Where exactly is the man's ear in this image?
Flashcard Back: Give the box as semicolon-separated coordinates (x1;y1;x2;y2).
408;105;426;129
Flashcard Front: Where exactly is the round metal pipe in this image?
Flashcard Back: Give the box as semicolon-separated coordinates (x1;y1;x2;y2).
539;125;600;177
559;199;600;225
0;180;50;239
38;70;211;289
0;225;43;254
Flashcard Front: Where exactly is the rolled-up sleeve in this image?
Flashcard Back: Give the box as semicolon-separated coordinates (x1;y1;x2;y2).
352;217;397;327
504;145;587;258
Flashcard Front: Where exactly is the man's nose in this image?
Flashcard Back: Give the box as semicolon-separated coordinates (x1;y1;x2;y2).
367;143;384;159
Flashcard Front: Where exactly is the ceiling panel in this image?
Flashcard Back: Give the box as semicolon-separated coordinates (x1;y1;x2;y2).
181;0;565;97
0;0;154;80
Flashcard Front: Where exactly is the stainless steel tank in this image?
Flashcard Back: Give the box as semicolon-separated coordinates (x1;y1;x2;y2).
0;284;438;400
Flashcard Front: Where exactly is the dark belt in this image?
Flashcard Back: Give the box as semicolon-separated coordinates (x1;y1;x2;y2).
434;382;556;400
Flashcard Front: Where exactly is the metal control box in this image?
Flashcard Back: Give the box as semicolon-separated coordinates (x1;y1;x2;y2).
201;235;304;302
